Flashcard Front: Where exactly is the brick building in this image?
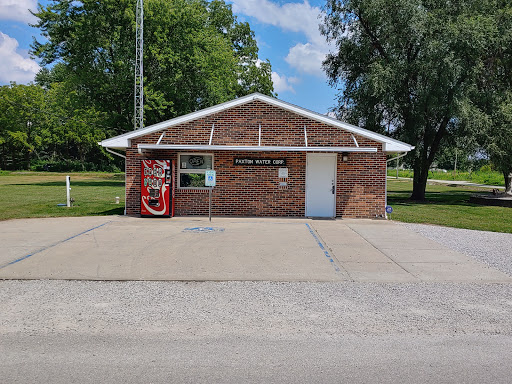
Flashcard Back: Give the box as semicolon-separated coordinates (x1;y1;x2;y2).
100;93;413;218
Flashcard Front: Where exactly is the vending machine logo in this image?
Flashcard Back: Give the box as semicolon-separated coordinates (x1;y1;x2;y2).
141;159;171;216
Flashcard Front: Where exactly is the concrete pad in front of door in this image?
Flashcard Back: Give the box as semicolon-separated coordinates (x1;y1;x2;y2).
0;216;510;283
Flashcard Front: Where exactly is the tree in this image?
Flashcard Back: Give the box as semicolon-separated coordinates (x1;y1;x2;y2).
0;82;110;171
321;0;494;200
43;82;108;168
31;0;274;135
0;83;45;169
458;2;512;194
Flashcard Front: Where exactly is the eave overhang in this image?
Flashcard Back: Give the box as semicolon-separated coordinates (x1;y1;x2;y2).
137;144;378;153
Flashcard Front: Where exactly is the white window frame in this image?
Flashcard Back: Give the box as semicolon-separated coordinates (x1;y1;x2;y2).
177;152;214;189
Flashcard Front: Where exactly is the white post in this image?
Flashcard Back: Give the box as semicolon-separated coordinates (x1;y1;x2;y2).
66;175;71;208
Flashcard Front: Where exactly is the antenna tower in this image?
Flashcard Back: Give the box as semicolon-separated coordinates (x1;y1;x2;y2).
134;0;144;130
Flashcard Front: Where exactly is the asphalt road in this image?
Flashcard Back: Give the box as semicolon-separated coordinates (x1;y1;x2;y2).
1;280;511;383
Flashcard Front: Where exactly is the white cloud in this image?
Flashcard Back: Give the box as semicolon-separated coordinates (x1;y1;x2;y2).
231;0;329;77
271;72;299;94
285;42;325;77
0;32;40;84
0;0;38;23
231;0;324;45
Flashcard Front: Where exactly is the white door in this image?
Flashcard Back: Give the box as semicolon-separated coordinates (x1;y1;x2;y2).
306;154;337;217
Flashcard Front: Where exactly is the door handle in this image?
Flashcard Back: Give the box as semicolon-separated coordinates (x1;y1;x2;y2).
331;185;335;194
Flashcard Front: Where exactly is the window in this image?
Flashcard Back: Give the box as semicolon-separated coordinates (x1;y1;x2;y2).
178;153;213;188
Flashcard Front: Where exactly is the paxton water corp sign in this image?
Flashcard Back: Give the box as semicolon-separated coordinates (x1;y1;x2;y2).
234;158;286;166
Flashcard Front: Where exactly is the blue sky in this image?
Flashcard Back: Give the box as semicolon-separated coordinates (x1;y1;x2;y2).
0;0;338;114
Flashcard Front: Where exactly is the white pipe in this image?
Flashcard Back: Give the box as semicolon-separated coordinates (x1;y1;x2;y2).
385;152;407;219
209;123;215;145
66;175;71;208
384;164;388;219
304;125;308;147
105;147;126;159
156;132;165;145
258;124;261;146
386;152;407;163
351;134;359;147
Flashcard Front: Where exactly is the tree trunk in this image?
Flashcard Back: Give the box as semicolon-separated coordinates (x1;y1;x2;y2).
504;171;512;195
411;158;429;200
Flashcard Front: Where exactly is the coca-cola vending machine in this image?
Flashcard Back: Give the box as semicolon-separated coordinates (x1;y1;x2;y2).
140;160;172;217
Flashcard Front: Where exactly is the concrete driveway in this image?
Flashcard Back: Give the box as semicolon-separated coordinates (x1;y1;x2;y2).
0;216;509;282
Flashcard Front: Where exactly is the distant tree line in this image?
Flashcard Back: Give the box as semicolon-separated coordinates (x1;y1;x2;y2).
0;0;274;171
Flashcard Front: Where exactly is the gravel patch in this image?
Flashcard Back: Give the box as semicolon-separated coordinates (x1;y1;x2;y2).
401;223;512;277
1;280;511;338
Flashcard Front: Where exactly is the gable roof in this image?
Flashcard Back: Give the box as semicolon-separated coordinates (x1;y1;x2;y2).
99;93;414;153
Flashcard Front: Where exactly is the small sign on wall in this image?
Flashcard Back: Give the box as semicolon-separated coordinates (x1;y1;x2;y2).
234;158;286;166
278;167;289;190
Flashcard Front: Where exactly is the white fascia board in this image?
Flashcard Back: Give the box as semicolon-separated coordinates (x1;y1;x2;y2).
99;137;130;149
383;142;415;152
138;144;378;153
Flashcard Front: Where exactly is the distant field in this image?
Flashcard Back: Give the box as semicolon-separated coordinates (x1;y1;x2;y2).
387;179;511;233
387;169;505;186
0;172;125;221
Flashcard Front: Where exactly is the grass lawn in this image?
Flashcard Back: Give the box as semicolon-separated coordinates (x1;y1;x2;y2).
387;169;505;186
0;172;125;221
1;172;510;234
387;179;512;233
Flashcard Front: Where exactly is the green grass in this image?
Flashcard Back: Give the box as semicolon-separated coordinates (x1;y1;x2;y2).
0;172;125;221
387;169;505;186
387;179;512;233
1;172;510;234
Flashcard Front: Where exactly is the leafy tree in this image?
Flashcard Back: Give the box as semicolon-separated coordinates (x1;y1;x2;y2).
31;0;274;135
0;82;109;171
458;2;512;193
42;82;108;168
0;83;45;169
321;0;494;200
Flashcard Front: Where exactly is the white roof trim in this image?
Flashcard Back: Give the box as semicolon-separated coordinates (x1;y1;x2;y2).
100;93;414;153
138;144;378;153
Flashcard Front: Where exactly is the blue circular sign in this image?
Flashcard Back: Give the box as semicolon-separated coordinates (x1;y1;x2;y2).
385;206;393;214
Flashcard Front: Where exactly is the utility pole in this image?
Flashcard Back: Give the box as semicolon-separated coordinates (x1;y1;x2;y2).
134;0;144;130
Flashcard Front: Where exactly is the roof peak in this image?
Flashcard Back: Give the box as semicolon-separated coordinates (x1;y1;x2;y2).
100;93;414;153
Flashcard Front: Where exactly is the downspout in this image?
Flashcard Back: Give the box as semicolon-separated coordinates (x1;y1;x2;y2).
385;152;408;219
105;147;127;214
105;147;126;159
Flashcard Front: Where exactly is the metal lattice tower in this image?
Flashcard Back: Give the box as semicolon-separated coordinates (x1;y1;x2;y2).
134;0;144;130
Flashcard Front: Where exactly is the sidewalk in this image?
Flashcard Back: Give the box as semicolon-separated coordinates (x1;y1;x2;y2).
388;176;504;190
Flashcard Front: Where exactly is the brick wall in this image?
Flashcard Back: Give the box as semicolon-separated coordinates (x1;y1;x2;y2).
125;100;386;218
336;152;386;218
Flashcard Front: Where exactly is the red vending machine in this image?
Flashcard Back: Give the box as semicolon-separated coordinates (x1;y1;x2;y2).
140;160;172;217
